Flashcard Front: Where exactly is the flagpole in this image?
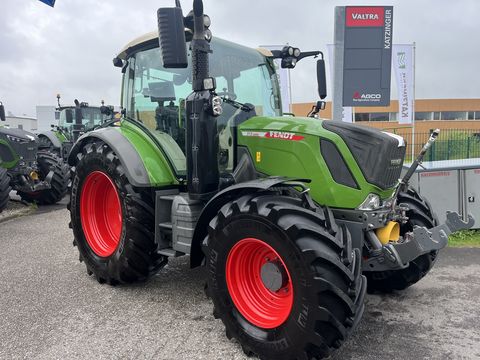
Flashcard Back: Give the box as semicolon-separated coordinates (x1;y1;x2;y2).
412;42;416;161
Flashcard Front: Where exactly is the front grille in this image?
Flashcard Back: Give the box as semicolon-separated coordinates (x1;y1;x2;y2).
10;141;38;164
379;144;405;189
323;121;405;190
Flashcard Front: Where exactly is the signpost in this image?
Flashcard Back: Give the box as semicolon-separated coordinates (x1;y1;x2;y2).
333;6;394;121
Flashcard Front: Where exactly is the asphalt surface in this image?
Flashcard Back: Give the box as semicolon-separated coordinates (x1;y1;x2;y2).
0;205;479;360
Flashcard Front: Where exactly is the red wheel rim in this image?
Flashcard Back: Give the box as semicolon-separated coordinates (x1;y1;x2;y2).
80;171;122;257
225;238;294;329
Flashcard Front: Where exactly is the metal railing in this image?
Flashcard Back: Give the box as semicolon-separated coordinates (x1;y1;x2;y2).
385;128;480;162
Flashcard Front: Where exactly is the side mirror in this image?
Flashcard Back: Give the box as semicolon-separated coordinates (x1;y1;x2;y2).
55;111;60;120
157;3;188;68
65;109;74;123
0;102;5;122
112;57;123;68
100;105;114;116
317;59;327;99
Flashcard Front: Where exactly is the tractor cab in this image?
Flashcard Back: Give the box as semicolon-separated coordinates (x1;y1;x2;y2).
57;103;108;138
39;99;115;160
117;34;282;175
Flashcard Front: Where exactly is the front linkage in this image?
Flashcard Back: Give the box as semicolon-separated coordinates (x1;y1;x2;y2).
337;130;474;274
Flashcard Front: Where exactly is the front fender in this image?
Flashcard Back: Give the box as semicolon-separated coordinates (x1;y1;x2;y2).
38;131;63;149
190;176;310;268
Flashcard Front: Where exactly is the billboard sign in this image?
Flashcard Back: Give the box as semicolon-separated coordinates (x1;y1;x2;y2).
342;6;393;106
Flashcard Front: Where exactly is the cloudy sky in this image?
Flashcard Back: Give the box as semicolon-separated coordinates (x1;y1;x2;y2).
0;0;478;117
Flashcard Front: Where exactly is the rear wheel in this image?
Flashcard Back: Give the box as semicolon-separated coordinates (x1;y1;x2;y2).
365;187;439;293
0;168;11;213
205;192;366;360
69;141;167;284
17;150;69;205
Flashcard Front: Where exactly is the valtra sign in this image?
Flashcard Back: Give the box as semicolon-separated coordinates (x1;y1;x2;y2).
341;6;394;107
346;7;384;27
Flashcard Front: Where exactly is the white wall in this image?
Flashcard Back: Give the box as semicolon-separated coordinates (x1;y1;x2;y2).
36;106;57;132
4;116;38;132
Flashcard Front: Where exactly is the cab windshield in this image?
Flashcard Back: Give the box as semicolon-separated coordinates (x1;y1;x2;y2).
122;37;282;175
58;107;106;135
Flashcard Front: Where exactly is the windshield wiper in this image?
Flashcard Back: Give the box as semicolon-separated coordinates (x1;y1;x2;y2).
220;97;255;112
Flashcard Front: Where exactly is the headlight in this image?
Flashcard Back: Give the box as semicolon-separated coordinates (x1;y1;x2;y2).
358;193;381;210
6;134;29;143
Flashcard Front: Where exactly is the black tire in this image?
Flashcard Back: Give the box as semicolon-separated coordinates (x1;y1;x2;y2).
204;191;366;360
0;167;11;213
69;141;167;285
17;150;69;205
365;187;439;293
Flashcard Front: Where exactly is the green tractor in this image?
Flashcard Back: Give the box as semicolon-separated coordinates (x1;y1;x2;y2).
68;1;474;359
0;101;69;210
38;96;115;160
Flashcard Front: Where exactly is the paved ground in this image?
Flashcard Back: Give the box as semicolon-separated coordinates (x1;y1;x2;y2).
0;206;479;360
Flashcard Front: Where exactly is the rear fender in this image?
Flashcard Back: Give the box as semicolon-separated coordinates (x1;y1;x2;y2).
68;127;153;187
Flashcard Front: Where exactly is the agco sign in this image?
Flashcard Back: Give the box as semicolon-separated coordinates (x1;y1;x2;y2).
353;92;382;102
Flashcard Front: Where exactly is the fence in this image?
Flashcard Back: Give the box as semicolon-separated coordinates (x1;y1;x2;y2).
385;128;480;162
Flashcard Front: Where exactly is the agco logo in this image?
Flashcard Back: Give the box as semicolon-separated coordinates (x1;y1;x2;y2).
353;92;382;101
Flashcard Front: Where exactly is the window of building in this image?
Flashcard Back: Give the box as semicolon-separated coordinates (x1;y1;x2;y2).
369;112;389;121
355;113;369;122
415;112;432;121
468;111;475;120
441;111;467;120
433;112;441;120
389;112;398;121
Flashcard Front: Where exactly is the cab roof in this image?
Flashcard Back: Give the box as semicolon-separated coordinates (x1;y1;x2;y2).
116;31;273;60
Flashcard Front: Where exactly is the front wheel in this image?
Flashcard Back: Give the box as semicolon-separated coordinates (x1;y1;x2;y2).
69;141;167;285
17;150;69;205
205;192;366;360
365;187;439;293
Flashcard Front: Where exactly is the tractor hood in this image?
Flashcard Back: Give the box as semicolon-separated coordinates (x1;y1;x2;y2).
237;116;405;209
0;127;38;142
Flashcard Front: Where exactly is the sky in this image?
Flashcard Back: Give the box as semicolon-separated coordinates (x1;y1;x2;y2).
0;0;479;117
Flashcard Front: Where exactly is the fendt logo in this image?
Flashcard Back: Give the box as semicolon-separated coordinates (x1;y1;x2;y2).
353;92;382;102
346;7;384;27
241;131;304;141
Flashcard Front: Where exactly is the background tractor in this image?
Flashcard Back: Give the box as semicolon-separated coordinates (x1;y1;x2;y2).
67;1;474;359
0;101;69;210
38;96;115;160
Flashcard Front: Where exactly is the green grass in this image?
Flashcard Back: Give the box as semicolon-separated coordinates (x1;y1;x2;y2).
448;230;480;247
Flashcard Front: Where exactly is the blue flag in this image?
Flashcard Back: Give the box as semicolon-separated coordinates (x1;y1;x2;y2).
38;0;56;7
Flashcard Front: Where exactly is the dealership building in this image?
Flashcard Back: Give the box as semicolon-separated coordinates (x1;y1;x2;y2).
293;98;480;133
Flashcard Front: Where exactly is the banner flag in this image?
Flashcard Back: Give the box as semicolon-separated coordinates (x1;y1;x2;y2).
260;45;291;114
38;0;56;7
327;44;353;123
392;44;414;124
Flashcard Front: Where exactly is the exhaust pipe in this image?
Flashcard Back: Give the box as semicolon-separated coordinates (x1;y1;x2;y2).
157;0;222;200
